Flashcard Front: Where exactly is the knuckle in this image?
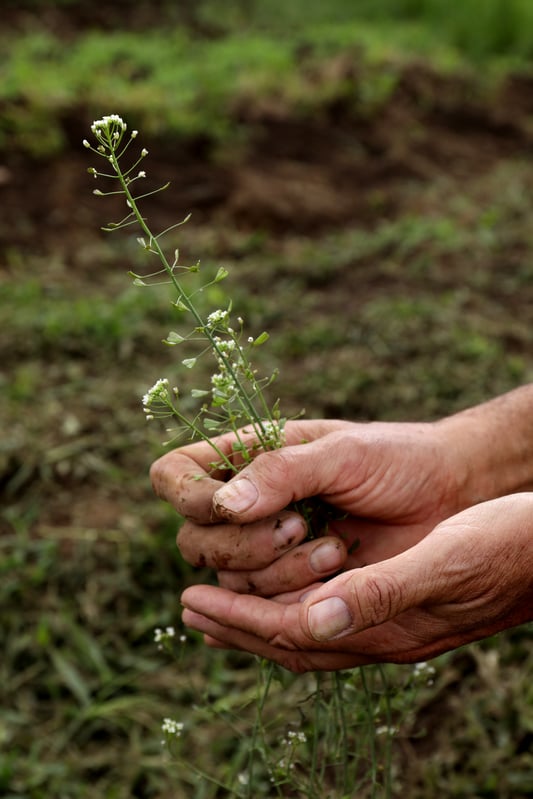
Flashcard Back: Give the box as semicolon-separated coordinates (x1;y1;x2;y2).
253;449;293;492
353;570;404;628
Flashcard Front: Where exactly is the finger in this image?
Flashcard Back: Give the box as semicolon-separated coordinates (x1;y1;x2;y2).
211;433;352;523
151;421;349;522
182;541;437;651
150;449;223;523
183;609;373;672
217;536;347;596
181;585;309;650
151;429;269;521
177;511;307;570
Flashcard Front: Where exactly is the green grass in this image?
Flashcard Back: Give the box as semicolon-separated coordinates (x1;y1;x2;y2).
1;2;533;796
2;0;533;156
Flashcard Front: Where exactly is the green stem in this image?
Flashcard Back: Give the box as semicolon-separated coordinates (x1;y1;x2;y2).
334;673;349;796
377;663;393;799
107;142;274;449
310;670;322;796
247;659;275;799
360;666;379;798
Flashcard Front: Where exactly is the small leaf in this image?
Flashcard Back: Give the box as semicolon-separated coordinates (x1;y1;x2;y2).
173;299;189;311
214;266;229;283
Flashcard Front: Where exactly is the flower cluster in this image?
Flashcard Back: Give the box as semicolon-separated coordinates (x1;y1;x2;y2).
143;378;171;408
269;726;309;783
412;660;436;686
284;729;307;745
206;309;230;328
153;626;186;651
162;718;184;737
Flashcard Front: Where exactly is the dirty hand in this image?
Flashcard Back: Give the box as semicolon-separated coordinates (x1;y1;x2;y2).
180;494;533;671
151;417;477;596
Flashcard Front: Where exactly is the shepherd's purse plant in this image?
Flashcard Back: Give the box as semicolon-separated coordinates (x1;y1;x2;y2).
85;113;434;798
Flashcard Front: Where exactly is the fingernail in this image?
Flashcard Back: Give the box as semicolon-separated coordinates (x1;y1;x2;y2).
308;597;352;641
309;541;344;574
214;478;258;515
273;516;306;550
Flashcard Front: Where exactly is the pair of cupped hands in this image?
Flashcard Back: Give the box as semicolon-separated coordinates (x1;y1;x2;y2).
151;417;533;672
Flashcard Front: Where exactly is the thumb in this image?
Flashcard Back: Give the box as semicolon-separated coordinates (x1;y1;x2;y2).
304;547;436;641
212;433;350;522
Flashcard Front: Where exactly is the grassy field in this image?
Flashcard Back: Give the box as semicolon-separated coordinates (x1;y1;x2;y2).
1;1;533;797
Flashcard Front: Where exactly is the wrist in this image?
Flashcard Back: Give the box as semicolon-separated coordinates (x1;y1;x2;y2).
435;386;533;507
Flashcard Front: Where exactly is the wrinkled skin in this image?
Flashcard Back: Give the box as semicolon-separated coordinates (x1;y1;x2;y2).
180;494;533;671
151;392;533;670
151;419;466;596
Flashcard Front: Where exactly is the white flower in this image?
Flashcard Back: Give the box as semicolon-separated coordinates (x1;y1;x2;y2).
287;730;307;744
154;626;177;650
413;661;436;677
91;114;127;135
211;372;236;400
216;339;236;355
262;419;285;446
376;725;399;736
206;309;229;329
142;378;170;408
162;718;184;737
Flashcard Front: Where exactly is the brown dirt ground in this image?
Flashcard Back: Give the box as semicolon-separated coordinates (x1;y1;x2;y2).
2;63;533;256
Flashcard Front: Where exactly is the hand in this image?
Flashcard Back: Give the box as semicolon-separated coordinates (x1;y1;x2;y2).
151;418;475;596
180;494;533;671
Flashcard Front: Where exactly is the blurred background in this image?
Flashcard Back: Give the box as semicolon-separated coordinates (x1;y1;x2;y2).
1;1;532;796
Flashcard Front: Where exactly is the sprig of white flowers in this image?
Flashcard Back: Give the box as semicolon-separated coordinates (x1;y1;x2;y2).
86;114;408;799
85;114;284;466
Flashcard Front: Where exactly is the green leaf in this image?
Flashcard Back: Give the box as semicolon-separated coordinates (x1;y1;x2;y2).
191;389;209;398
50;649;90;707
182;358;197;369
214;266;229;283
